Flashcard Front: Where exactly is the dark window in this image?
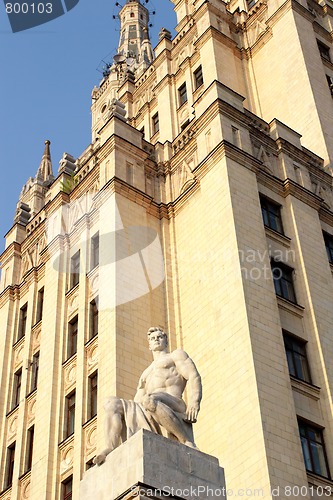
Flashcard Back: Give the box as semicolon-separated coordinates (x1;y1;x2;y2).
91;233;99;270
152;113;159;135
299;421;330;478
31;351;40;391
326;75;333;96
194;66;204;90
178;83;187;106
317;40;331;62
323;232;333;263
180;120;190;131
5;442;15;488
89;371;98;419
62;475;73;500
25;426;34;472
70;251;80;288
260;196;284;234
86;458;95;470
36;288;44;323
68;316;78;359
89;298;99;339
283;333;311;383
271;261;296;303
65;392;76;438
18;303;28;340
12;369;22;408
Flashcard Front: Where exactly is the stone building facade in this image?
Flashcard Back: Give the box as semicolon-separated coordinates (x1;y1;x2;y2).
1;0;333;498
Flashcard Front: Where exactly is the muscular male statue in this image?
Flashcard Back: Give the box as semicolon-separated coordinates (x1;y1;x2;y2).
94;327;202;465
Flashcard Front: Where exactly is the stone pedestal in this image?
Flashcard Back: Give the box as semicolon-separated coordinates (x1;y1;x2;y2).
80;429;226;499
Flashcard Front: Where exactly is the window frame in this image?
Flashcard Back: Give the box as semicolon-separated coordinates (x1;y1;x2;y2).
178;82;188;107
18;303;28;341
91;233;99;270
323;231;333;264
65;392;76;438
260;196;284;234
152;113;159;135
298;420;330;479
194;65;204;90
283;332;312;384
317;39;331;62
25;425;34;473
89;298;99;340
30;351;40;392
70;251;80;289
4;442;15;489
62;475;73;500
67;316;78;359
88;371;98;420
12;368;22;409
271;260;297;303
36;287;44;323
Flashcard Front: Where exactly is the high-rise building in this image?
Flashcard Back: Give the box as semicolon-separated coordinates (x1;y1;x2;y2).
1;0;333;498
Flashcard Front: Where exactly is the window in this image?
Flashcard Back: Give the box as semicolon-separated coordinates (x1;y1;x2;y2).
65;392;76;438
86;458;95;470
89;371;98;419
18;303;28;340
12;368;22;409
317;40;331;62
271;261;296;303
91;233;99;270
178;83;187;106
299;421;330;478
89;298;99;339
62;476;73;500
323;232;333;263
25;426;34;472
283;333;311;383
194;66;204;90
67;316;78;359
326;75;333;96
260;196;284;234
180;120;190;131
70;251;80;288
36;288;44;323
4;442;15;488
30;351;40;392
152;113;159;135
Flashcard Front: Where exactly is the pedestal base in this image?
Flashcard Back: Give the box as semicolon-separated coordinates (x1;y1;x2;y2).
80;429;226;499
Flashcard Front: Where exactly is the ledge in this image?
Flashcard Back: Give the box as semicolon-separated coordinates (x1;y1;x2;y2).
264;226;291;247
291;376;321;401
307;471;333;487
277;296;304;317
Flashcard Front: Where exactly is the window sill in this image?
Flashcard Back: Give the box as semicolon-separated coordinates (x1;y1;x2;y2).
307;471;333;486
177;100;188;111
59;433;74;449
150;131;160;142
264;226;291;247
63;353;77;367
31;319;42;330
276;296;304;317
83;414;97;429
0;484;12;496
6;404;19;418
85;334;98;347
26;388;37;400
13;335;25;349
65;283;79;297
19;469;31;481
290;376;320;401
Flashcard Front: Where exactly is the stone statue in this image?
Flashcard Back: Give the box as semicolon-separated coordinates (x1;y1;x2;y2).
94;327;202;465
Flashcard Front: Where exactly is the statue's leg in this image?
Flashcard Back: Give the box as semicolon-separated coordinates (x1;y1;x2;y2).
142;395;196;448
94;397;124;466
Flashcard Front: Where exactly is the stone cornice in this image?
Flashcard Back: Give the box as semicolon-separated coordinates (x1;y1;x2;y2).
0;241;21;266
283;178;323;210
313;20;332;41
194;25;238;53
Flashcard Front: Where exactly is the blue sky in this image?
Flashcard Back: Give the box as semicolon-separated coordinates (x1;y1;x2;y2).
0;0;177;249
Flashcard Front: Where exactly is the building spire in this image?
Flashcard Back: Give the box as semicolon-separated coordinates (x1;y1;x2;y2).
117;0;154;73
36;139;53;183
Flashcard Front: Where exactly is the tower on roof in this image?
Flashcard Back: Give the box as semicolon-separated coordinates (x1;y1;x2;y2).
118;0;154;71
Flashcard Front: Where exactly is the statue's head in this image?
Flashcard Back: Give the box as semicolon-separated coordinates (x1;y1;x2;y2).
147;326;168;350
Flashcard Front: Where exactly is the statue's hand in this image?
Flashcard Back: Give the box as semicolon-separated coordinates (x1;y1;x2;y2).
185;404;200;423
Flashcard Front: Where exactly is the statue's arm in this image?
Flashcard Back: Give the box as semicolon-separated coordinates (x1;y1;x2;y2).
133;368;148;403
173;350;202;423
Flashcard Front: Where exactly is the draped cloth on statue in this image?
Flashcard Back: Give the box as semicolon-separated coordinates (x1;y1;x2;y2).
120;399;194;442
